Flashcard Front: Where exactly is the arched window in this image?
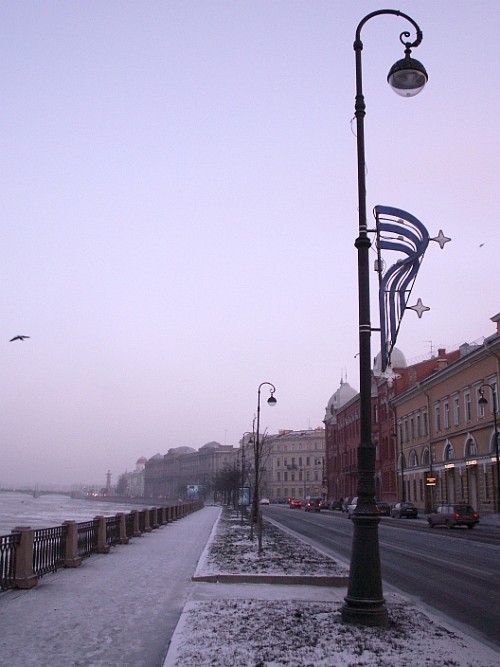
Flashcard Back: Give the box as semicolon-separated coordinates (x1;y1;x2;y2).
398;452;406;470
409;450;418;467
422;448;430;466
465;437;477;458
444;442;455;461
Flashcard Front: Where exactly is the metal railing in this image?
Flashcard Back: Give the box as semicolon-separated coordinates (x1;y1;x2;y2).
0;533;20;592
33;526;67;577
0;500;203;592
77;521;98;558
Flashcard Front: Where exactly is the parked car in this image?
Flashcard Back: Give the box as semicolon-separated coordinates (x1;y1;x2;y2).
329;499;343;511
259;498;270;505
427;504;479;529
342;497;353;513
304;498;322;512
391;502;418;519
289;498;302;509
376;501;391;516
347;497;358;518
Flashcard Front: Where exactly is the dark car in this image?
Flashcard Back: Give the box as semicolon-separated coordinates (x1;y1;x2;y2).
376;501;391;516
427;504;479;529
304;498;322;512
391;502;418;519
329;499;343;511
289;499;302;509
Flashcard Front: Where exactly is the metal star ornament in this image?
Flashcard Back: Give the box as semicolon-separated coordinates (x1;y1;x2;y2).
407;298;430;318
430;230;451;249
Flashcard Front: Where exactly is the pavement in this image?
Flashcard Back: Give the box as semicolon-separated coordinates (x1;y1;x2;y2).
0;506;221;667
0;505;498;666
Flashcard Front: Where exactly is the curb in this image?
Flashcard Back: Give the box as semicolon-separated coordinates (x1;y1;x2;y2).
192;573;350;586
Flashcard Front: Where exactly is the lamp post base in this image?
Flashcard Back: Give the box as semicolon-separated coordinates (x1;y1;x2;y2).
341;513;389;627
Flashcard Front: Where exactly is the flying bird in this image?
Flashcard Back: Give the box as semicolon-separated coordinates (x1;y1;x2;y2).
10;335;30;342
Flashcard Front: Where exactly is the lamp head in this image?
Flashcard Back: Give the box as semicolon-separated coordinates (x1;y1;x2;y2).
267;393;277;407
387;51;428;97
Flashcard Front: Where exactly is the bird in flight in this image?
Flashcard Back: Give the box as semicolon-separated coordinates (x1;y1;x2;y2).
10;335;30;342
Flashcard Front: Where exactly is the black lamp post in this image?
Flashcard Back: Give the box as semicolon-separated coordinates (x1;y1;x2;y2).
253;382;276;553
342;10;427;627
478;384;500;513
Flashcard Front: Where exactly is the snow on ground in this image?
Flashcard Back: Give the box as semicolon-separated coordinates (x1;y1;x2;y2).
165;508;500;667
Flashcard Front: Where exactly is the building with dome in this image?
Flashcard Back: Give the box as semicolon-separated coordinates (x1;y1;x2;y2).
324;312;500;514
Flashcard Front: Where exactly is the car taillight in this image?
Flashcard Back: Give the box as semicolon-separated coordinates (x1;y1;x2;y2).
473;513;479;519
454;513;460;519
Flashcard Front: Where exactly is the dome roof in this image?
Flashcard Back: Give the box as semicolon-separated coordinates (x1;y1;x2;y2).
325;379;358;419
136;456;148;465
373;347;407;375
200;441;222;450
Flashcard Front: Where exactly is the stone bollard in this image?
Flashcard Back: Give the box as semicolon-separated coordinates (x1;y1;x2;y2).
150;507;159;529
94;516;111;554
63;521;82;568
131;510;142;537
143;509;152;533
12;527;38;589
117;513;129;545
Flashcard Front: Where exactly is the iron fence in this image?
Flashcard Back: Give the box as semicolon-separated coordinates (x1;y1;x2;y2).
33;526;67;577
105;516;121;546
77;520;98;558
0;533;20;592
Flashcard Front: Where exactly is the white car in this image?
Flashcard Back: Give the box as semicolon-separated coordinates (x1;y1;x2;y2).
259;498;270;505
347;497;358;518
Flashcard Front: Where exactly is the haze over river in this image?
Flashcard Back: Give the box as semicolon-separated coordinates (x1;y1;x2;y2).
0;492;156;535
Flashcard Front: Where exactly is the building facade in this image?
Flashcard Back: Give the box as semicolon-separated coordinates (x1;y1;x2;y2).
392;323;500;514
254;428;326;501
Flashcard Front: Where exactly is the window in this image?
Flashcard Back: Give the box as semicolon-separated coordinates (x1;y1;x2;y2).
423;410;429;436
465;438;477;458
444;401;450;429
404;420;409;442
464;391;472;422
422;448;430;466
409;450;418;467
434;404;441;432
444;442;455;461
416;413;421;438
410;417;415;440
453;396;460;426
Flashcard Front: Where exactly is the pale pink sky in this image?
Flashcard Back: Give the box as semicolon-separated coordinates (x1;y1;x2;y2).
1;1;498;486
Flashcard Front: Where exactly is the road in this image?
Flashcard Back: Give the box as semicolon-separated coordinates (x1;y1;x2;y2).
263;505;500;651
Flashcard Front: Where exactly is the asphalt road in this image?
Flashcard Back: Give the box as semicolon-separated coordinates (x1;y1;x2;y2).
263;505;500;651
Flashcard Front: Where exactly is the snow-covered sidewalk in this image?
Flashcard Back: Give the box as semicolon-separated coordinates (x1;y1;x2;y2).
0;506;220;667
164;507;500;667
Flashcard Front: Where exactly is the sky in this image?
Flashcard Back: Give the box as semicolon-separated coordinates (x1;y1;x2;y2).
1;1;499;487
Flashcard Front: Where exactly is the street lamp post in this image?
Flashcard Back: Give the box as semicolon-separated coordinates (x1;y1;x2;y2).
478;384;500;513
253;382;277;554
342;9;428;627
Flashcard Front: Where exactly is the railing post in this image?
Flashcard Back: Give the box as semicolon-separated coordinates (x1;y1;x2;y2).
94;516;110;554
144;509;152;533
12;527;38;589
63;521;82;568
131;510;141;537
117;513;129;545
150;507;159;529
159;506;167;525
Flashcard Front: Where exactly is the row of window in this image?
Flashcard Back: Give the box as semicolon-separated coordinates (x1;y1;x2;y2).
275;457;324;468
399;378;498;444
274;470;320;482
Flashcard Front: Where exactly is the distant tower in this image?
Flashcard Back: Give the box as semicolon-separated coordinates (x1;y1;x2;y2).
106;470;112;495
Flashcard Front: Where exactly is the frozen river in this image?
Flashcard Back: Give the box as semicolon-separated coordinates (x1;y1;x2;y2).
0;491;158;535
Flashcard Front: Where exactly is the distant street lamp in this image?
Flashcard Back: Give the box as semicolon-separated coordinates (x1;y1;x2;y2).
478;384;500;513
342;9;427;628
253;382;277;554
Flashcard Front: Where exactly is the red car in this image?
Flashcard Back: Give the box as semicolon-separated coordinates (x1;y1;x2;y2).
289;499;302;509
